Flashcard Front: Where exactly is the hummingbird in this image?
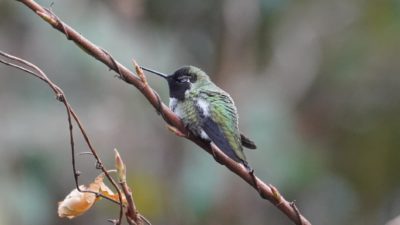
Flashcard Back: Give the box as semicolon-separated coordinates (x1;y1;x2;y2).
142;66;256;169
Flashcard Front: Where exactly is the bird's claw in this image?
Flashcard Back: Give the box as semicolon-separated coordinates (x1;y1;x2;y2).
210;143;223;165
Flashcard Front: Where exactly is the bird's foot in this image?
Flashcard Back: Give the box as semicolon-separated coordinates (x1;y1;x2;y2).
243;161;253;172
166;124;186;137
210;143;223;165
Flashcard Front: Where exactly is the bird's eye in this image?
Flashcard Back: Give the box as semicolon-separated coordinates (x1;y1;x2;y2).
178;77;190;83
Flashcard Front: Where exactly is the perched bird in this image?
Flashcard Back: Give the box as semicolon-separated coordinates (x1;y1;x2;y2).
142;66;256;169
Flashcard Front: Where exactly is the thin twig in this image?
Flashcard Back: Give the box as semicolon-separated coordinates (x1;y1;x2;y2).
0;58;46;82
15;1;312;224
0;51;124;223
140;215;152;225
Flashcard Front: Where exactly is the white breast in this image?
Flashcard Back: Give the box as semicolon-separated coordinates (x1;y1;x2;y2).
169;97;184;118
169;98;177;111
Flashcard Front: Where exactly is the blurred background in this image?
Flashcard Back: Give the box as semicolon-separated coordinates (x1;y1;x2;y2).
0;0;400;224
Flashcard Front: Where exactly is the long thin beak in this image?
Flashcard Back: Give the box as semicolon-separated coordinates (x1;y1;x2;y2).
141;67;168;79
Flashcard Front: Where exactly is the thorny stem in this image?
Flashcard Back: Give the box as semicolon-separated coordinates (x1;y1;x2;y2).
14;1;312;224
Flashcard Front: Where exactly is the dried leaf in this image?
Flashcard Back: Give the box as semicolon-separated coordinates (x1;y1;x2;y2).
99;181;127;205
57;185;97;219
58;173;125;219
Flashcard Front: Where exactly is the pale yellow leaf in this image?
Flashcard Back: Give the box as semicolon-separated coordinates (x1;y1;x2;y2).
57;185;97;219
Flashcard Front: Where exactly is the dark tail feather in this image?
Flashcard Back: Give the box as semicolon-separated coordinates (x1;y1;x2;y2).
240;133;257;150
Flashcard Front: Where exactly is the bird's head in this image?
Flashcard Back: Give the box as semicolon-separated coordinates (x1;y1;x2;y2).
142;66;210;100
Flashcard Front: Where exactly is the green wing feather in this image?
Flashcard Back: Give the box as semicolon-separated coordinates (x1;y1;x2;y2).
199;90;247;163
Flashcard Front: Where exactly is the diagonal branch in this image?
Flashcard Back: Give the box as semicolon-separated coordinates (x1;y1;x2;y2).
16;1;312;224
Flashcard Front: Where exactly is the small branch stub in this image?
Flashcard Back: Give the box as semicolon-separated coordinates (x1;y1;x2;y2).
133;60;148;87
36;10;58;26
114;149;126;182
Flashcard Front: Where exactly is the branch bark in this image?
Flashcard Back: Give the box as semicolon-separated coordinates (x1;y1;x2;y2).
16;1;311;224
